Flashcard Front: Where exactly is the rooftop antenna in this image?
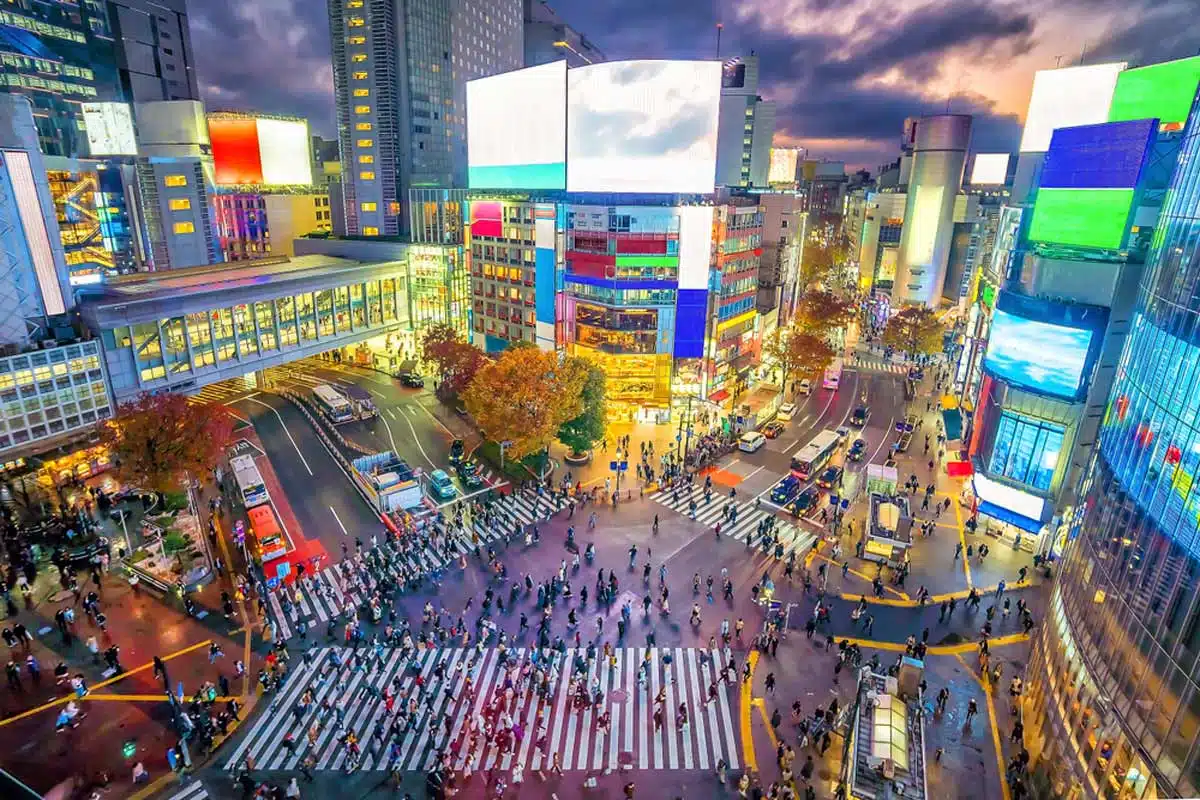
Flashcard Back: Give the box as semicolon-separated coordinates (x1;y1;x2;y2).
716;22;723;59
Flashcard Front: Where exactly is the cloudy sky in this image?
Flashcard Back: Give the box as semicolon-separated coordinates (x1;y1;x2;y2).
189;0;1197;171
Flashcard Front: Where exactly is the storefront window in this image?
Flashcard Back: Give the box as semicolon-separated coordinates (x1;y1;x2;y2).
186;312;214;368
381;278;397;321
254;301;277;351
350;283;366;328
316;290;334;336
334;285;350;332
132;322;162;373
162;317;189;374
275;296;297;347
989;411;1064;491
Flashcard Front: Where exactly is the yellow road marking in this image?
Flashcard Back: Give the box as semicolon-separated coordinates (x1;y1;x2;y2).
0;639;212;728
837;580;1030;608
833;633;1028;656
740;650;759;771
212;514;254;697
954;654;1012;800
952;495;973;589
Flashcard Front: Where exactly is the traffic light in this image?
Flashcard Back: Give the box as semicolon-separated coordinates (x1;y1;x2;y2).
122;739;137;759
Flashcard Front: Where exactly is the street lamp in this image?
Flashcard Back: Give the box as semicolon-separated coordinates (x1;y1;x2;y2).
609;448;628;503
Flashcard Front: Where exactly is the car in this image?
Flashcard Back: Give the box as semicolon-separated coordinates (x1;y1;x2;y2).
738;431;767;452
797;379;812;396
763;421;786;439
455;460;484;489
428;469;458;501
849;438;867;461
816;465;844;490
791;486;820;515
777;402;797;421
835;426;851;442
54;536;111;568
770;475;801;504
851;405;871;427
398;371;424;388
449;439;465;464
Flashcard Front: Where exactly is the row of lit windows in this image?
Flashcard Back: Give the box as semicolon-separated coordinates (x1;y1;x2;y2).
0;73;97;97
0;53;93;81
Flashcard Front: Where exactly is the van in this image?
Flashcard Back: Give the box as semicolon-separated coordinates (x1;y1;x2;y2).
798;379;812;396
777;402;797;421
738;431;767;453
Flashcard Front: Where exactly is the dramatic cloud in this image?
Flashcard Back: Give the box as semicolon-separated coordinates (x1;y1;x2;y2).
185;0;1196;169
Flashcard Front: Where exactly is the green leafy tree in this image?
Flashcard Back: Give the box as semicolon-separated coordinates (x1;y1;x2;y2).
793;290;855;337
557;360;607;456
882;306;946;356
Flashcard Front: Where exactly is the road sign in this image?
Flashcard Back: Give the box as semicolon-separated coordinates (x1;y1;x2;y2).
829;494;839;506
228;438;265;460
841;499;850;510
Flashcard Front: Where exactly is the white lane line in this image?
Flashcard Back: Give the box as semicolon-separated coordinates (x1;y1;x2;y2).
413;401;455;436
329;505;349;536
741;464;767;482
397;406;437;469
246;397;313;476
386;408;398;420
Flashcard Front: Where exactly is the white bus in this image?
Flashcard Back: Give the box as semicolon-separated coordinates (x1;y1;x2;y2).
230;454;269;508
823;357;844;390
312;384;354;424
790;430;841;480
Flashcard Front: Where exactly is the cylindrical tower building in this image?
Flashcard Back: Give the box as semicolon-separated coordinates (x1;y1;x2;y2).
1025;93;1200;797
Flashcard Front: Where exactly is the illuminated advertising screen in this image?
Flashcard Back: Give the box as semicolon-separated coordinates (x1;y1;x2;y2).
768;148;799;184
82;103;137;156
1108;55;1200;131
877;248;898;283
1028;190;1135;250
972;473;1046;522
1019;62;1126;152
970;153;1009;185
467;61;567;190
567;60;722;193
905;185;943;266
209;114;312;186
982;294;1104;400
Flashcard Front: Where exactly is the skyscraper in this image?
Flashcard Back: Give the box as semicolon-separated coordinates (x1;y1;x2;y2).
523;0;603;67
327;0;522;237
106;0;200;103
714;55;775;188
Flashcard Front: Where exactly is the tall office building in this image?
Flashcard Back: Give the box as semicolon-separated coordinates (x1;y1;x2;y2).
893;114;971;307
714;55;775;188
327;0;522;237
106;0;199;103
523;0;603;67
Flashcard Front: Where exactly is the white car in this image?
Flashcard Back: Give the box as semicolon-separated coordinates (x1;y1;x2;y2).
777;402;797;421
797;379;812;396
738;431;767;453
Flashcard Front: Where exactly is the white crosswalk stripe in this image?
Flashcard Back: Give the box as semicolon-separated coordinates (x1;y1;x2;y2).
165;780;209;800
264;490;558;641
646;485;819;559
848;355;910;375
226;646;741;774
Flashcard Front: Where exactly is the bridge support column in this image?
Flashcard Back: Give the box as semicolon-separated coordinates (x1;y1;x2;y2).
253;369;270;390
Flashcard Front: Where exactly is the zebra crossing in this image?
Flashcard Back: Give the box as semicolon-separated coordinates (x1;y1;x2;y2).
647;484;819;559
225;645;741;774
265;489;558;640
189;380;255;405
849;354;910;375
165;781;209;800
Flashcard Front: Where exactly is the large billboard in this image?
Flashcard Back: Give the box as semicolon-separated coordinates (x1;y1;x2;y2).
1109;55;1200;131
567;60;722;193
467;60;567;190
969;153;1009;185
982;294;1105;400
768;148;800;184
82;103;137;156
208;113;312;187
1019;62;1126;153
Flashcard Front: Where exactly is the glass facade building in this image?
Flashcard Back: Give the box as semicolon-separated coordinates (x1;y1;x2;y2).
1025;95;1200;798
0;340;110;456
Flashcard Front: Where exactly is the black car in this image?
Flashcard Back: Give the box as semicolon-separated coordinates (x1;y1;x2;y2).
791;486;820;515
54;536;111;568
849;438;867;461
399;371;424;388
851;405;870;427
816;465;844;490
455;460;484;489
449;439;465;463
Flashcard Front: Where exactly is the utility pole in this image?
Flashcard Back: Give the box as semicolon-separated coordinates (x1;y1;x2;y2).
716;22;723;59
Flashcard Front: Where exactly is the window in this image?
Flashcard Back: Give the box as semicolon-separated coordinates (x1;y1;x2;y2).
357;138;373;147
347;16;365;27
348;35;365;45
354;105;371;114
353;71;368;80
363;227;379;236
347;0;363;6
352;53;367;63
357;154;374;164
355;122;372;131
164;174;187;187
353;88;369;97
361;202;377;211
168;198;191;211
988;411;1065;492
173;221;195;234
359;171;375;180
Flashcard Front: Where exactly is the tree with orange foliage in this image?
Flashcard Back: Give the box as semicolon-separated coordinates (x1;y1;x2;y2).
421;323;487;400
98;392;234;493
793;290;855;337
765;328;836;398
463;348;587;461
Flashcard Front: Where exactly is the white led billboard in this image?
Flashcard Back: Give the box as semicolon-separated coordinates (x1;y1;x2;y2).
678;206;714;290
82;102;137;156
906;185;944;266
1019;62;1126;153
468;60;567;190
768;148;800;184
973;473;1046;521
970;153;1010;185
567;60;722;193
256;117;313;186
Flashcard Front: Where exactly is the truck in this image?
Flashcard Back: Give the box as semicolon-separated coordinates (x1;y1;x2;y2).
341;384;378;420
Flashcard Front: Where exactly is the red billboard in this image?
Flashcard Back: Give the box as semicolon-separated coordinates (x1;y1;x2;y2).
210;117;264;185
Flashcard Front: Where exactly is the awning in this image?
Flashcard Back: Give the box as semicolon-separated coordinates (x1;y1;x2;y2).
708;389;730;403
978;501;1043;534
942;408;963;441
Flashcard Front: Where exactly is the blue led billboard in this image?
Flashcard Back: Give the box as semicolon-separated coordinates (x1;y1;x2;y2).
982;294;1107;400
1039;119;1156;190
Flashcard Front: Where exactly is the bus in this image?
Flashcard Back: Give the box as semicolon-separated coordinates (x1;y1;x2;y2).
246;503;288;563
341;384;378;420
790;430;842;480
312;384;354;424
230;454;269;508
822;357;844;390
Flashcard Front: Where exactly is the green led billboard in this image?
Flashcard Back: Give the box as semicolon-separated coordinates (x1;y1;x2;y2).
1108;56;1200;129
1027;188;1136;251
